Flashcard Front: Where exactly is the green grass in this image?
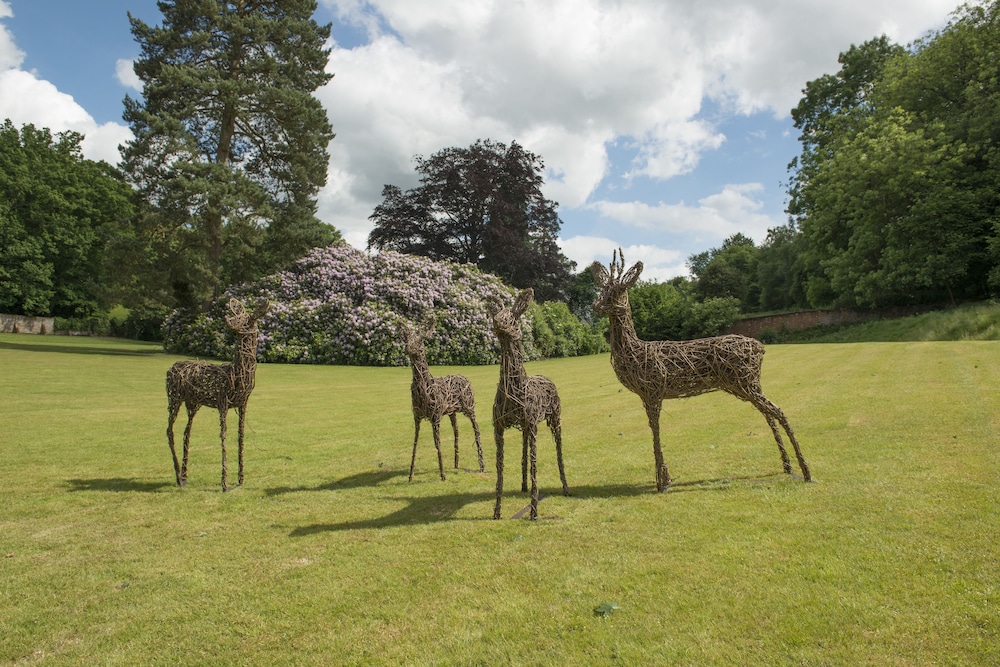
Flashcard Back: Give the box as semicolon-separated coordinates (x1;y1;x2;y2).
1;333;998;665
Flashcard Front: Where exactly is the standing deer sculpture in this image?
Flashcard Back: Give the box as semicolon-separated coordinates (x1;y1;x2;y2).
399;315;484;482
166;297;269;491
487;288;569;520
593;250;811;491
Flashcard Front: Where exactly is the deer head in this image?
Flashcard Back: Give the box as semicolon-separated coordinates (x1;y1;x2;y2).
399;314;436;357
593;249;643;316
487;289;533;341
224;297;270;335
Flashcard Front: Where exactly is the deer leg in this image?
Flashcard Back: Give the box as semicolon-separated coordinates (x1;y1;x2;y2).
493;426;506;520
521;427;530;495
409;417;421;482
449;412;460;469
526;423;538;521
431;419;446;481
181;403;199;486
548;412;569;496
764;413;793;474
219;407;229;492
644;400;670;492
237;405;246;486
754;396;811;481
468;411;485;473
167;400;183;486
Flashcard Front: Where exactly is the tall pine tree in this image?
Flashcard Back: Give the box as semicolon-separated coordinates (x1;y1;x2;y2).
121;0;338;311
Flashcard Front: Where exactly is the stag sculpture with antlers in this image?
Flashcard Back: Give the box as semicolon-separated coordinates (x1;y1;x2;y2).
593;250;811;491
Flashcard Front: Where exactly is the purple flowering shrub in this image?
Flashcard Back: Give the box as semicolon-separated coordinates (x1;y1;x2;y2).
163;245;520;365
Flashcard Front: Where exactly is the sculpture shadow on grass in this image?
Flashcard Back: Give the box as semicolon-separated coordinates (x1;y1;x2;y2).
66;478;173;493
264;468;411;496
289;490;497;535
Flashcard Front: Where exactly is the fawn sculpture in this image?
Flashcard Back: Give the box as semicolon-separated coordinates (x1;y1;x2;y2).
166;297;269;491
593;250;811;491
399;315;485;481
487;288;569;520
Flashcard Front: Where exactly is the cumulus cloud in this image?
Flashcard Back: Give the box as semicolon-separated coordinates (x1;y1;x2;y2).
559;235;687;282
316;0;956;259
0;7;131;164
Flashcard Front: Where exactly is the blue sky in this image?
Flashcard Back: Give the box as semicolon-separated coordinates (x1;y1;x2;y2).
0;0;958;280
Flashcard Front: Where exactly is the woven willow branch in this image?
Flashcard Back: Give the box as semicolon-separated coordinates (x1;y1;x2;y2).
488;288;569;520
399;315;484;482
593;250;811;490
166;297;270;491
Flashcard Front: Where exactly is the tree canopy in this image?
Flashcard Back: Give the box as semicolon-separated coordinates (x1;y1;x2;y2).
0;121;134;319
120;0;339;313
367;139;576;302
784;3;1000;309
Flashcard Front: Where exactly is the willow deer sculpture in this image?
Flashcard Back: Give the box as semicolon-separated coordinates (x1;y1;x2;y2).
166;297;269;491
593;250;811;491
399;315;484;481
488;288;569;520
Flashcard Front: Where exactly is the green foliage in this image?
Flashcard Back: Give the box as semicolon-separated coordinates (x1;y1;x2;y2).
628;280;739;340
0;120;135;318
367;139;576;302
786;6;1000;308
120;0;339;311
689;233;760;312
528;300;608;358
2;335;999;664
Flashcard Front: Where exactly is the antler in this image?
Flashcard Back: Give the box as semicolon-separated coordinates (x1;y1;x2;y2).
611;247;626;281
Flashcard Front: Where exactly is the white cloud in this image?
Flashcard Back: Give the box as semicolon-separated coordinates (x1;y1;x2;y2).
316;0;956;243
0;0;24;70
0;68;129;164
115;58;142;92
590;183;778;248
559;235;687;282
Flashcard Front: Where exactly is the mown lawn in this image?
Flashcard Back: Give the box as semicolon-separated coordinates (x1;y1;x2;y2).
0;333;997;665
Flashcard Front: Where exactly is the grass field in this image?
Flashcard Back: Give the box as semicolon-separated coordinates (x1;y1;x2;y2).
1;333;998;665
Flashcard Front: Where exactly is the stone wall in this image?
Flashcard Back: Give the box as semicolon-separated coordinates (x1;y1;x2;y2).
0;313;55;334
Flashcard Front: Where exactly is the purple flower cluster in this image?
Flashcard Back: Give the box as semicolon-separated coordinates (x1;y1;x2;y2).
163;246;519;366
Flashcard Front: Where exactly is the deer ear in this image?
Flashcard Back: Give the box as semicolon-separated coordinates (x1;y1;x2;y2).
592;261;609;287
253;298;270;319
512;288;534;317
420;314;436;337
622;262;643;288
397;320;412;338
485;295;504;317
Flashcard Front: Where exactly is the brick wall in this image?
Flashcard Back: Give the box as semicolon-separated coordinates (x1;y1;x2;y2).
0;313;55;334
723;305;931;339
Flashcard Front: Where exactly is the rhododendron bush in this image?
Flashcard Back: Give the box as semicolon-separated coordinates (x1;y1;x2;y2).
163;245;519;365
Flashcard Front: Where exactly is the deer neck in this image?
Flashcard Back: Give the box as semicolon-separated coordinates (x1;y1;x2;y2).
498;336;528;398
607;295;643;356
231;330;259;392
409;351;434;395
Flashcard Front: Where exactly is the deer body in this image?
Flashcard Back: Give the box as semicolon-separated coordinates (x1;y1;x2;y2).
166;298;269;491
594;252;811;491
401;317;484;481
489;289;569;520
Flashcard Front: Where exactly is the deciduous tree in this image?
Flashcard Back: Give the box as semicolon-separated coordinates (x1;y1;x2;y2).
368;139;575;302
0;121;133;318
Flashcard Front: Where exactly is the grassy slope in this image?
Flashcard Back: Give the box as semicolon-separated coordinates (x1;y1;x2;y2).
779;300;1000;343
0;333;998;665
